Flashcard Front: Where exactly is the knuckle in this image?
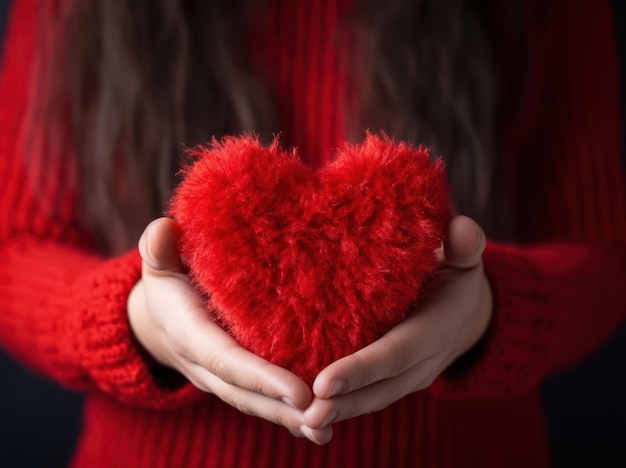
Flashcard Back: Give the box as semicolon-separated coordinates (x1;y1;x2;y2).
414;379;430;392
381;336;411;377
369;399;392;414
204;352;235;385
244;375;266;395
198;348;235;385
225;390;254;416
419;372;438;390
413;359;440;391
271;408;291;429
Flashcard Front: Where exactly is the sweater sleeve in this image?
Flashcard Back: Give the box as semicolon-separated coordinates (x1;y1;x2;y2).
430;241;626;398
430;0;626;398
0;0;203;409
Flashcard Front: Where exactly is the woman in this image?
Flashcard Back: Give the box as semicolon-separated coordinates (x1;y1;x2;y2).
0;0;624;466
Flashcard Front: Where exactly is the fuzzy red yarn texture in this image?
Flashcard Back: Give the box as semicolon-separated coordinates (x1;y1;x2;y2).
169;134;451;385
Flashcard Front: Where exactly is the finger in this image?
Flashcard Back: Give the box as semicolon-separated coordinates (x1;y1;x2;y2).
140;263;313;408
200;369;332;443
304;357;444;429
165;303;313;409
139;217;185;272
441;215;486;269
177;356;332;443
208;375;333;445
299;424;334;445
311;311;428;399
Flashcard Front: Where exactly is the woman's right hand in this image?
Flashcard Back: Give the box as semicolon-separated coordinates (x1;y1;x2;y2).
127;217;332;444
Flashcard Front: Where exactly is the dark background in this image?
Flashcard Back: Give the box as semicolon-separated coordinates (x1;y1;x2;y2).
0;1;625;466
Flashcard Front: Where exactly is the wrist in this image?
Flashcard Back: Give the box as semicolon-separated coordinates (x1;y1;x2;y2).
127;280;169;367
447;268;493;377
127;279;188;390
469;270;493;352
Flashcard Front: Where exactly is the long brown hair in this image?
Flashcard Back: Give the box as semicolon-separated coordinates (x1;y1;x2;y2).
27;0;518;254
350;0;512;237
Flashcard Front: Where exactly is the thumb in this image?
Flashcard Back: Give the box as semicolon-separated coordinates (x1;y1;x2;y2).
138;217;185;273
441;215;486;269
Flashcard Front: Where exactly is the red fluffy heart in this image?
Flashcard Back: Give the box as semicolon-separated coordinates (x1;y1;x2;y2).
170;134;451;385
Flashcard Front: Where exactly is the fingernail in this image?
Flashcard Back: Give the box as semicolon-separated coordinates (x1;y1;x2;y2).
327;380;346;397
281;397;296;409
141;220;157;262
299;425;316;443
288;428;303;439
321;411;338;427
138;232;151;263
473;223;483;253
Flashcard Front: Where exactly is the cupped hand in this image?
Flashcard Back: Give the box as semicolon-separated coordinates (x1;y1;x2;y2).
127;217;331;443
302;215;493;441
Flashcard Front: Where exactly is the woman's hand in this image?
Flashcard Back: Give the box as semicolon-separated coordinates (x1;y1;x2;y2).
301;215;493;443
127;217;331;442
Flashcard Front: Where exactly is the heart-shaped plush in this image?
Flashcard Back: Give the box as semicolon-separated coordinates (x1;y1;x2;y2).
170;134;450;385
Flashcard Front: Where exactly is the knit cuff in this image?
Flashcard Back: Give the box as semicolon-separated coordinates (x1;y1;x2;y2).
73;249;203;409
429;241;554;399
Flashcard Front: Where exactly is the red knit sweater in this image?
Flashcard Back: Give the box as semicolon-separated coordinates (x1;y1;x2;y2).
1;0;625;467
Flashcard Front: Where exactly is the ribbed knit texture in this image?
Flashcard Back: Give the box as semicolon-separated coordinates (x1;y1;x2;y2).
248;0;352;166
0;0;625;466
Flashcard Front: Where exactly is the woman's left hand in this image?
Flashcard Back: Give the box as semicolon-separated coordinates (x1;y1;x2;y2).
301;215;493;444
